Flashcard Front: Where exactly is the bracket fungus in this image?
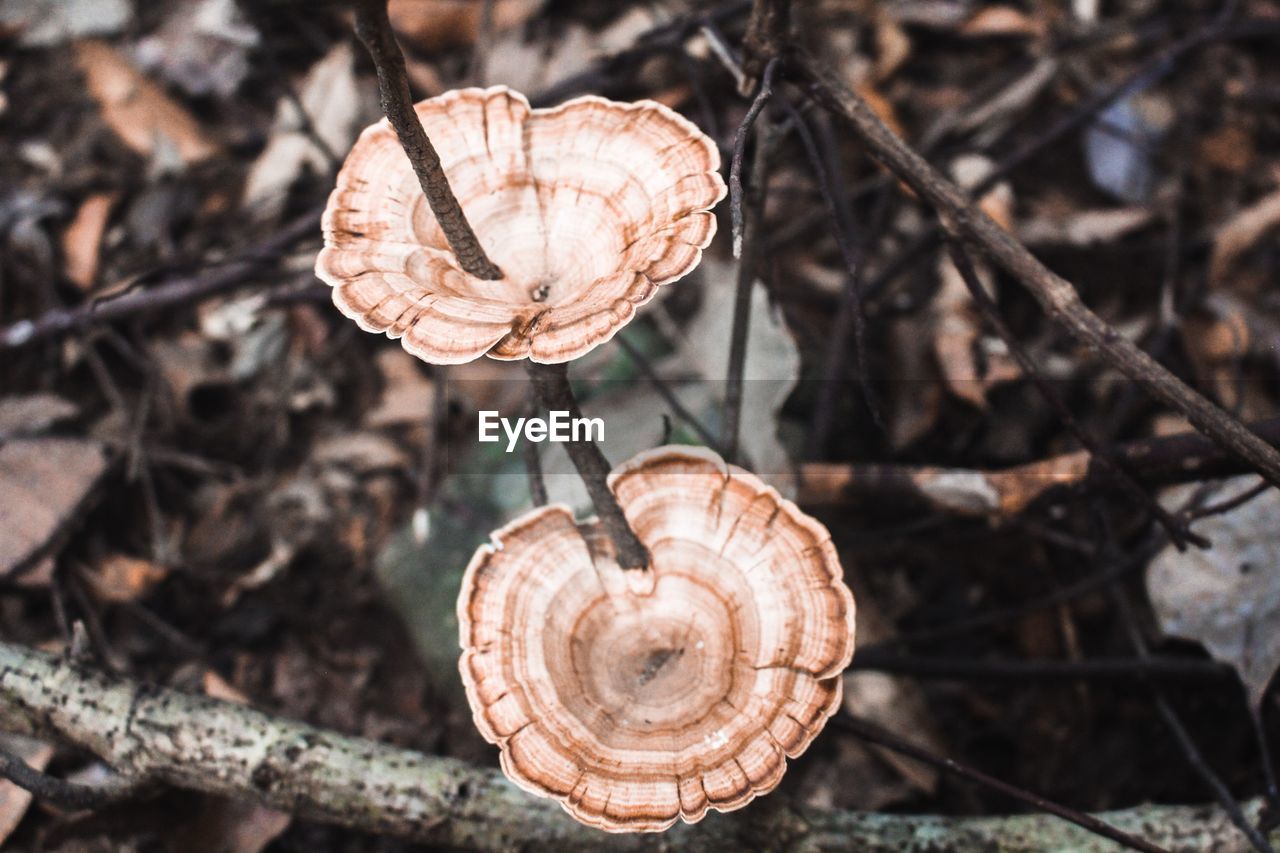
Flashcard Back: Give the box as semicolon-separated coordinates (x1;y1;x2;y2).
316;86;725;364
458;446;856;831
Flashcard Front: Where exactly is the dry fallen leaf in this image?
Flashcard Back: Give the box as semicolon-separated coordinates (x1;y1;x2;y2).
365;348;436;430
82;553;169;603
202;669;251;704
1148;478;1280;709
1208;188;1280;292
165;795;292;853
872;12;911;81
241;43;360;218
932;155;1018;408
961;6;1047;38
0;393;78;439
0;438;109;575
133;0;259;98
74;40;220;166
1020;206;1154;246
61;191;118;290
388;0;542;52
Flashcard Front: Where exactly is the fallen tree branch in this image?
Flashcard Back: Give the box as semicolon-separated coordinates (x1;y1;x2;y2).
796;56;1280;490
0;641;1270;850
0;206;323;351
796;417;1280;516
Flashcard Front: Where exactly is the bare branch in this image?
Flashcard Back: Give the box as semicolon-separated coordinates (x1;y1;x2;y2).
796;417;1280;515
0;206;323;351
797;55;1280;490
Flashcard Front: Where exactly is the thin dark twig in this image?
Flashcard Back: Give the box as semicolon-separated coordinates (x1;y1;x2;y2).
0;206;323;350
528;0;751;106
1108;584;1274;853
723;62;778;464
0;747;156;812
698;19;745;89
1186;477;1269;521
526;362;647;570
833;713;1170;853
883;532;1164;646
776;94;883;437
615;335;722;452
414;367;451;539
808;98;900;451
468;0;496;85
352;0;501;280
522;393;548;507
849;650;1233;683
723;117;772;465
729;58;777;259
1250;703;1280;819
676;46;721;143
943;237;1201;549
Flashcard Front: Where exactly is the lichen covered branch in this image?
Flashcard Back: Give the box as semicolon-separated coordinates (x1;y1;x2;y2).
0;641;1271;851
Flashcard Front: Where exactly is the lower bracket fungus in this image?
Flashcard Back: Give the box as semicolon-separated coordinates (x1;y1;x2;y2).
457;446;856;832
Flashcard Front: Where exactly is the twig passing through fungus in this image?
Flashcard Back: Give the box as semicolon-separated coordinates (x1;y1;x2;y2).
351;0;503;280
458;446;855;831
316;87;725;364
525;362;648;570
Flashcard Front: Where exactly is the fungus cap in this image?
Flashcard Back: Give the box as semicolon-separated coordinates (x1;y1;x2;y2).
457;446;856;832
316;87;725;364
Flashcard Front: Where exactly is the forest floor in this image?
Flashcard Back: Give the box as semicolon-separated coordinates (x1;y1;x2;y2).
2;0;1280;850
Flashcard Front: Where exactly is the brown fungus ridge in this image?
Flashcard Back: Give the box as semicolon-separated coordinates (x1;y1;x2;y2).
316;87;726;365
457;446;856;832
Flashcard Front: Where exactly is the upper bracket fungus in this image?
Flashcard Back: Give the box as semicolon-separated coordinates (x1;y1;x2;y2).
317;86;726;364
457;445;856;832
